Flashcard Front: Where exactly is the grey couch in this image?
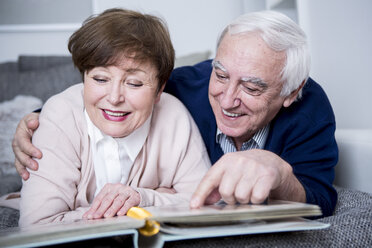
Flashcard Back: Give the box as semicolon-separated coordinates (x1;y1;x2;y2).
0;55;82;103
0;56;371;247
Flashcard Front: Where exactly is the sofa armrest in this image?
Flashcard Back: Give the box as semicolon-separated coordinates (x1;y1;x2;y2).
334;129;372;193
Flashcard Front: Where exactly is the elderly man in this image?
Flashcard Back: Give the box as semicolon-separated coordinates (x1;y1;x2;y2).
12;11;337;217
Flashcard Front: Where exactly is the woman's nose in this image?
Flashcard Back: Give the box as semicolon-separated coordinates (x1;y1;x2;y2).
107;83;125;105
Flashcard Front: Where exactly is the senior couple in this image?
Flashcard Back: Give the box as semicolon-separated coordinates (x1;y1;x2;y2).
5;7;337;227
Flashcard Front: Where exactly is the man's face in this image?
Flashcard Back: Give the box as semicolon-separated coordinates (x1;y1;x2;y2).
208;33;291;149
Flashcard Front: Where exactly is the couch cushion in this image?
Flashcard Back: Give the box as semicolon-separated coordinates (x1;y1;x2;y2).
0;63;81;103
18;55;74;72
0;207;19;230
16;63;81;102
0;70;20;103
0;62;18;73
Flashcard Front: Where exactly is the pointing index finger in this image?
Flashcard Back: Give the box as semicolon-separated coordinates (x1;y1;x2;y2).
190;165;224;208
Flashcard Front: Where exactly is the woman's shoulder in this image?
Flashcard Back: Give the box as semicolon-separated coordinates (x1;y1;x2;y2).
41;83;84;117
40;83;86;133
150;92;197;138
43;83;83;108
153;92;192;122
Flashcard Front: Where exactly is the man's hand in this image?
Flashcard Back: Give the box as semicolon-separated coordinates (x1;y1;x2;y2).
12;113;42;180
190;149;306;208
83;183;141;219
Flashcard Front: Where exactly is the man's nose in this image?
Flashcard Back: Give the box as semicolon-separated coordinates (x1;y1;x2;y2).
220;83;241;109
108;82;125;105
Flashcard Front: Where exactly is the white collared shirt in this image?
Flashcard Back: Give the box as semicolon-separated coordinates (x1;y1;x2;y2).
84;110;151;196
216;124;270;153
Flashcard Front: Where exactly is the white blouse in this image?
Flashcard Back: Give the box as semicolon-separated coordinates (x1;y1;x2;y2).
84;110;151;196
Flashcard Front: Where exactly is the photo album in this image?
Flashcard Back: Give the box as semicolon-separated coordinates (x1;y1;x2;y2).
0;200;330;248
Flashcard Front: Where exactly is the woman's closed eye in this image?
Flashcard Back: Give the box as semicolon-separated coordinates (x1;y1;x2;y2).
93;77;108;83
126;80;144;88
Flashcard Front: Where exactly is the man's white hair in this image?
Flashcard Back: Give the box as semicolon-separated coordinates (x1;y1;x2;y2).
217;11;311;98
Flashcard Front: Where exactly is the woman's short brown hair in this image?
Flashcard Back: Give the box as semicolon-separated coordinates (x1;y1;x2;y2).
68;8;175;92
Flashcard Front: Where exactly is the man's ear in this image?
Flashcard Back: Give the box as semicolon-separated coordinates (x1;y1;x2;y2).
155;83;166;103
283;80;306;108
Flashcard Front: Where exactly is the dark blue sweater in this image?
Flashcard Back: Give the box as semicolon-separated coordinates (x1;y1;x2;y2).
165;59;338;217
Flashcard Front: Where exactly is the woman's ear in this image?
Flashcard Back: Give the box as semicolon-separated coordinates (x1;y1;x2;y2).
283;80;306;108
155;83;166;103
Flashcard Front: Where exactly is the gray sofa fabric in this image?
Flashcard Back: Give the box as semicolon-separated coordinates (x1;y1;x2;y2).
17;55;75;72
0;175;21;197
0;207;19;230
0;56;81;103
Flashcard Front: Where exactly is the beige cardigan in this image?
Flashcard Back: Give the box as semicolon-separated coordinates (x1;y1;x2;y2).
18;84;211;227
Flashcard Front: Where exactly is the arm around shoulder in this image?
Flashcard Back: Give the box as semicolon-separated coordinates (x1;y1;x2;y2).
267;79;338;216
19;85;91;226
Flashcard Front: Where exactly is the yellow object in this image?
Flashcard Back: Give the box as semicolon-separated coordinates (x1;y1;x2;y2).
127;207;160;236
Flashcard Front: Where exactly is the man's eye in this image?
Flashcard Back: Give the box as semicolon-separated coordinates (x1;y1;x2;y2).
243;86;261;96
216;73;228;81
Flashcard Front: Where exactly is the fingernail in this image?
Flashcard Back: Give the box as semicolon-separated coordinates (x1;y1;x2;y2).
190;198;200;208
32;151;41;158
28;162;35;170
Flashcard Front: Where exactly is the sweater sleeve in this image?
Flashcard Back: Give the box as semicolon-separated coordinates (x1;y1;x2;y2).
266;79;338;217
19;89;89;227
136;143;211;207
133;93;211;207
284;114;337;217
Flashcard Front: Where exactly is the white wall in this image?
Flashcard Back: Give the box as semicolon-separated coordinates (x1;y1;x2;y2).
0;0;246;62
92;0;246;58
297;0;372;129
0;0;90;62
0;26;79;62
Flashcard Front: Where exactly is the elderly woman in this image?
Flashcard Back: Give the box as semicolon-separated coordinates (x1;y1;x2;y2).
15;8;210;226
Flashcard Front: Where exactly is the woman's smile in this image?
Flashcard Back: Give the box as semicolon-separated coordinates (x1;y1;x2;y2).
102;109;131;122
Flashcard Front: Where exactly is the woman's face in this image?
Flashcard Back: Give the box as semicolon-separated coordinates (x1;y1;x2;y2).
84;59;162;138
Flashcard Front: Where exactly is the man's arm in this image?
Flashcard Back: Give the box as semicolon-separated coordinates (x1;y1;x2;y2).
12;113;42;180
190;149;306;208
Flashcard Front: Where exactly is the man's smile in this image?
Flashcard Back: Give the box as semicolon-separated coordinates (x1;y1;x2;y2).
222;109;243;118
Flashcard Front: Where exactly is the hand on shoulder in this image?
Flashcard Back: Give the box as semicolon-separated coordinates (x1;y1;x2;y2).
12;112;42;180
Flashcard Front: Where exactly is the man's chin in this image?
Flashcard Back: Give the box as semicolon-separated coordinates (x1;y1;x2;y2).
218;126;241;138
